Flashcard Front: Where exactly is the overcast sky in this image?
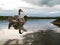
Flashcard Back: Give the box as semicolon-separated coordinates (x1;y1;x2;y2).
0;0;60;16
0;0;39;10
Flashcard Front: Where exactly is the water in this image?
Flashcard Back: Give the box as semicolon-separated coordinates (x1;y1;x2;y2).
0;19;58;30
0;19;60;45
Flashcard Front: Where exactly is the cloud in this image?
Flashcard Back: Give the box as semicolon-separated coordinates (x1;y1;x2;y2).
23;0;60;6
0;7;60;17
0;0;37;10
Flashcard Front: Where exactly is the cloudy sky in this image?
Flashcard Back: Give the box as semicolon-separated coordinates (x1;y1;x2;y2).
0;0;60;17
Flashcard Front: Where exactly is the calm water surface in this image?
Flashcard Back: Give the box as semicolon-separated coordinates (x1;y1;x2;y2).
0;19;58;30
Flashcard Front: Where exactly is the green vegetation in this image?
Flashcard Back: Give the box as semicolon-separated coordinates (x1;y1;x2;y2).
27;17;60;19
0;16;60;20
0;16;11;20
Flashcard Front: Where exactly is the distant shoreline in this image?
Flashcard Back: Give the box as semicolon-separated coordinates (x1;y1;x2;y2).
0;16;60;20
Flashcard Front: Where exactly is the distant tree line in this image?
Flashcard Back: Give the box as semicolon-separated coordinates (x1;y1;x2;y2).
0;16;11;20
0;16;60;20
